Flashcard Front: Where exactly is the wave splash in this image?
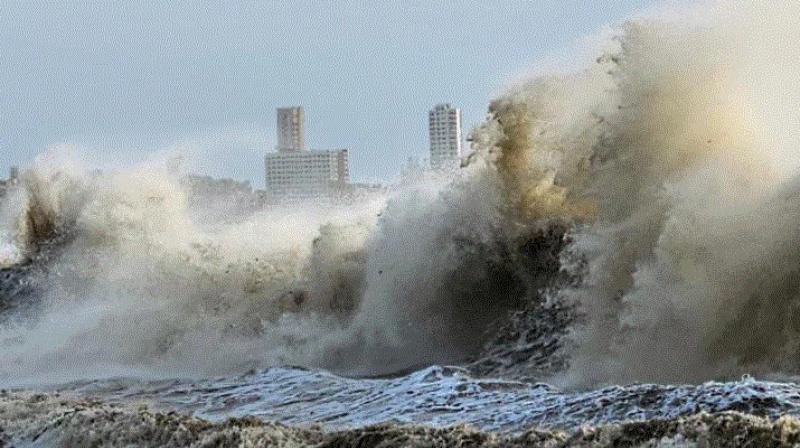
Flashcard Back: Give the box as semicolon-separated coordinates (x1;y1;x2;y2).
1;1;800;387
0;148;568;383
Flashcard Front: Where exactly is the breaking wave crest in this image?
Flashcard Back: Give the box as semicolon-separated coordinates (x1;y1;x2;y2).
2;1;800;388
0;149;568;383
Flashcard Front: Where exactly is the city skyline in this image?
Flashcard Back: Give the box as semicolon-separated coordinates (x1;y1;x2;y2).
1;1;655;187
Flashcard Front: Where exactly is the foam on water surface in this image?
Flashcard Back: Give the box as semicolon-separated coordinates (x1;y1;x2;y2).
42;366;800;434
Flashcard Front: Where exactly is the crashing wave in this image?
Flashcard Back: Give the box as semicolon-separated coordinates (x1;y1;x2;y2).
1;1;800;390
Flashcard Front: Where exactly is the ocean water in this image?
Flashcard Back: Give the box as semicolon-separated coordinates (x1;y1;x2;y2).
47;367;800;433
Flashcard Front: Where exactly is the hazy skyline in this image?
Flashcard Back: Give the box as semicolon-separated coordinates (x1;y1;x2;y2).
2;1;654;186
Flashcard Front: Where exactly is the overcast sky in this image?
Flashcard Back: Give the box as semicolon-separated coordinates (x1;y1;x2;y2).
1;1;654;186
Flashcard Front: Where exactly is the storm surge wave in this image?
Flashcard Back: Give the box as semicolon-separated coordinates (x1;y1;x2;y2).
1;1;800;388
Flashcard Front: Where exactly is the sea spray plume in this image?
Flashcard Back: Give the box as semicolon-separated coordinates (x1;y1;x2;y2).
460;1;800;385
0;140;577;381
15;154;92;257
390;68;625;379
0;152;537;380
336;174;519;373
0;157;385;382
488;97;594;226
334;109;602;375
557;1;800;385
460;56;623;379
0;152;97;318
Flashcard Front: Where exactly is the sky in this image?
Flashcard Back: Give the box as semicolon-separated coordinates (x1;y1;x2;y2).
1;1;655;187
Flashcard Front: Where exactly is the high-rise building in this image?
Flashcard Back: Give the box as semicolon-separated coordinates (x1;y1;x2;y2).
428;103;462;170
266;106;350;201
276;106;305;152
265;149;349;201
